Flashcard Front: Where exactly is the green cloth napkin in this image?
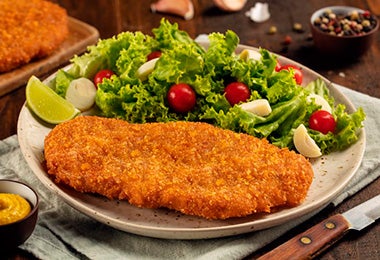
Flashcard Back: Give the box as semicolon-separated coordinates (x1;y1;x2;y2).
1;84;379;260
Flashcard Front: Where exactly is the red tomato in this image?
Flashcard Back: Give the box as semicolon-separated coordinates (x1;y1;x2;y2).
309;110;336;134
224;82;251;106
280;64;303;85
167;83;196;113
147;50;162;61
93;69;115;88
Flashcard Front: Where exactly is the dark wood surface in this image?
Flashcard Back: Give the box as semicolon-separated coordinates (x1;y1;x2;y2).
2;1;379;259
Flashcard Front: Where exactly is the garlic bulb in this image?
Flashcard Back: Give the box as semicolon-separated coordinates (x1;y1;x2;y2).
151;0;194;20
245;2;270;23
213;0;247;12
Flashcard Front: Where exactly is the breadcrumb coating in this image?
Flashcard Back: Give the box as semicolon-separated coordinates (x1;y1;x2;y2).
44;116;314;219
0;0;68;72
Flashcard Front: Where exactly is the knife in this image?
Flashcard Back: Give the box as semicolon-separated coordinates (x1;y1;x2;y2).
257;194;380;260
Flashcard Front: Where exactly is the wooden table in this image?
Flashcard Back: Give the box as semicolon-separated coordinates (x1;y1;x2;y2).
2;0;379;259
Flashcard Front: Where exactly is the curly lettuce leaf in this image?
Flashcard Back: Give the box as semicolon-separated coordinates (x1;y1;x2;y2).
305;78;335;109
203;30;239;79
69;31;156;80
54;69;76;97
152;18;205;55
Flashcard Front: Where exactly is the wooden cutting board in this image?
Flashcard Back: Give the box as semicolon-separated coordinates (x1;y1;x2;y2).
0;17;99;97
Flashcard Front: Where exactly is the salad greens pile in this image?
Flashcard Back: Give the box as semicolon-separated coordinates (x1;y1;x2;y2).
52;18;365;155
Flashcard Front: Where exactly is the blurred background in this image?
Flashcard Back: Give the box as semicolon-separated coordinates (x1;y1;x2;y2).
51;0;380;98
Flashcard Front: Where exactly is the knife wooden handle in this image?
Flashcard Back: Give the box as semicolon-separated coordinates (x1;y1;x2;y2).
257;214;350;260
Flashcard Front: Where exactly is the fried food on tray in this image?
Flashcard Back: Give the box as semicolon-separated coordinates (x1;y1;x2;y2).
44;116;314;220
0;0;68;73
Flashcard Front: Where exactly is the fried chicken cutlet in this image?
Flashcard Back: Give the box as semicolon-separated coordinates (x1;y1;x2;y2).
0;0;68;73
44;116;314;220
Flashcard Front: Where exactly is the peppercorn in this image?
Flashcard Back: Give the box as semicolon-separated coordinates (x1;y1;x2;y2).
363;10;371;19
328;13;336;19
362;19;371;27
268;26;277;34
293;23;303;32
350;11;359;20
283;35;292;45
313;9;377;36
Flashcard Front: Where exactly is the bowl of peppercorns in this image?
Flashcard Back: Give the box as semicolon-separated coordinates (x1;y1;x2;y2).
310;6;378;58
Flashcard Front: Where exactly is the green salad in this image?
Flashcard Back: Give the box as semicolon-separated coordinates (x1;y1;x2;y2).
51;18;365;156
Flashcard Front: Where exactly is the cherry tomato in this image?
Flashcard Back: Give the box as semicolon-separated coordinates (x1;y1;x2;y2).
279;64;303;85
224;82;251;106
147;50;162;61
93;69;115;88
167;83;196;113
309;110;336;134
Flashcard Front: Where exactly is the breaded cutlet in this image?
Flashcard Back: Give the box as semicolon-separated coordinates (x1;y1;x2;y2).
44;116;314;220
0;0;68;73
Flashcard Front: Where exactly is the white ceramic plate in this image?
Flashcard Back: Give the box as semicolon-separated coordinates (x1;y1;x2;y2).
17;44;365;239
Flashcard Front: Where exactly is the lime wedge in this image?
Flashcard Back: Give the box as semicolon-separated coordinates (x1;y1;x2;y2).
26;76;80;124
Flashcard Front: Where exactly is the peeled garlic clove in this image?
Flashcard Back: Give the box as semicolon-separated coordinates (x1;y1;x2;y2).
213;0;247;12
194;34;210;44
239;99;272;116
245;2;270;23
65;78;97;111
151;0;194;20
239;49;262;61
293;124;322;158
136;58;159;81
307;94;332;113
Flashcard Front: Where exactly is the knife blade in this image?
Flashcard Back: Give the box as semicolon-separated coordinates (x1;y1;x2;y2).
257;194;380;260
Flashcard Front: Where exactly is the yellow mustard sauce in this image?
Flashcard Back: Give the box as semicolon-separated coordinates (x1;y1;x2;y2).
0;193;31;225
